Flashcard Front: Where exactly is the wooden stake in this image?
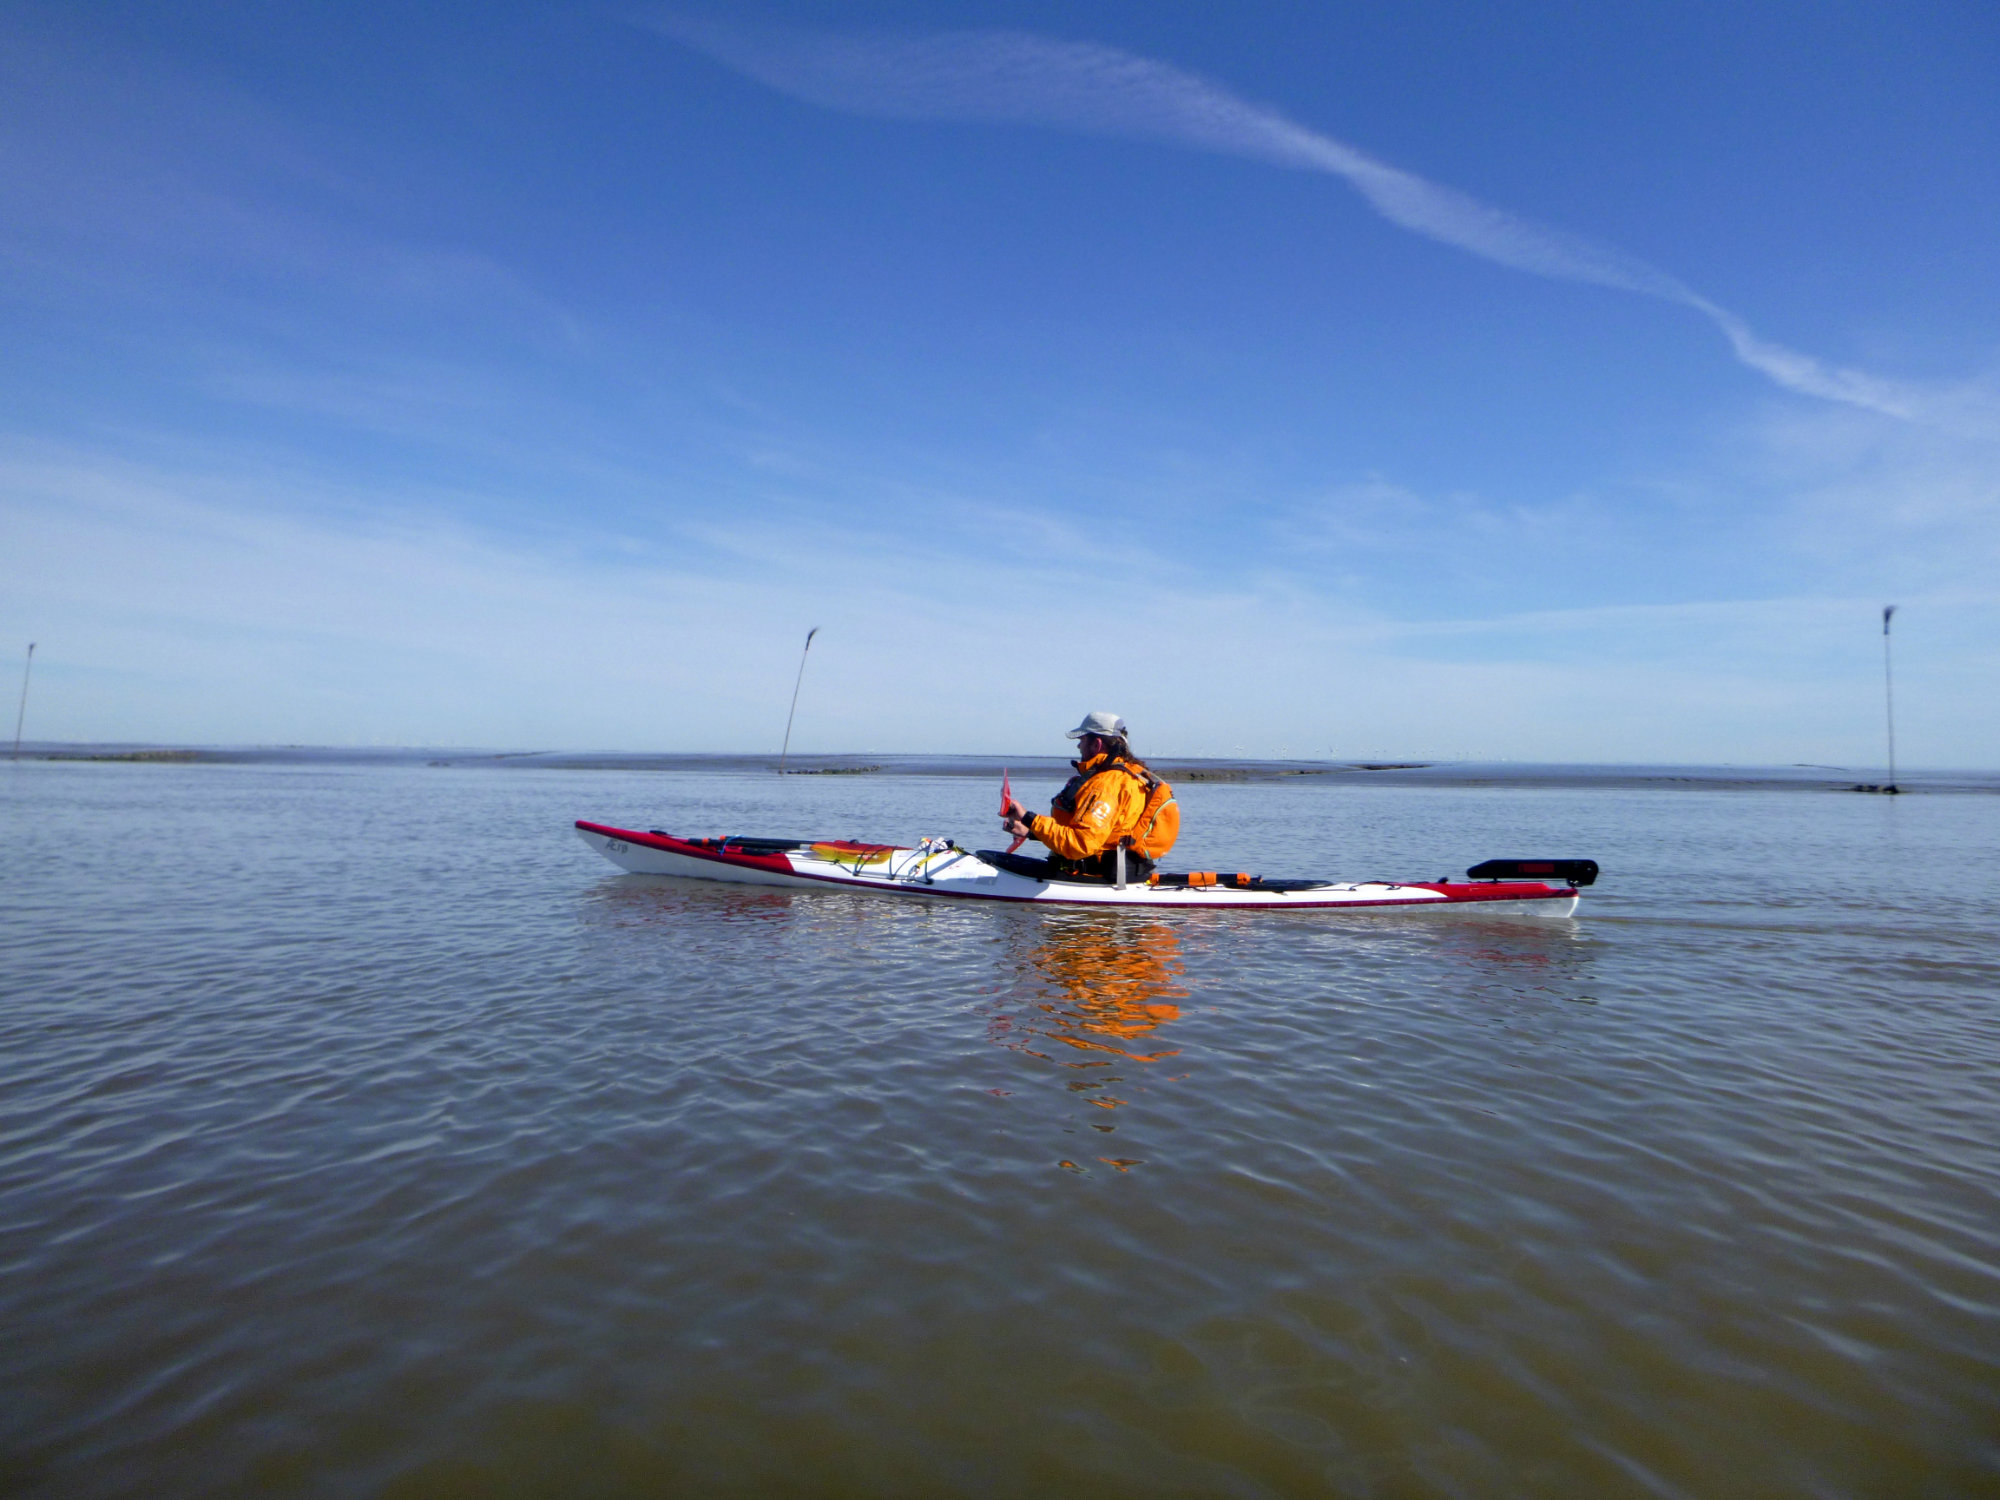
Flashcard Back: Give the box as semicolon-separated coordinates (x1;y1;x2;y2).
10;642;32;760
778;627;819;774
1881;606;1898;794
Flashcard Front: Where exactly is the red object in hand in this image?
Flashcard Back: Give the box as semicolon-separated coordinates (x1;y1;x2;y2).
1002;769;1027;853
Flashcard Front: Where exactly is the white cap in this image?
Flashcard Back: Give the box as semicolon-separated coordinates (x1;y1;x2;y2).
1065;710;1128;740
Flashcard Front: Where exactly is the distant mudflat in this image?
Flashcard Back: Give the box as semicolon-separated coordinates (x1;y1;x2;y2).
19;743;1999;793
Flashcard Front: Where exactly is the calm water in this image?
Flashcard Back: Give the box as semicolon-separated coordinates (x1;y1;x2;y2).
2;761;1996;1497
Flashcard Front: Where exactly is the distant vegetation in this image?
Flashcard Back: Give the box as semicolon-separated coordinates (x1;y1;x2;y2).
42;749;212;764
1171;763;1430;782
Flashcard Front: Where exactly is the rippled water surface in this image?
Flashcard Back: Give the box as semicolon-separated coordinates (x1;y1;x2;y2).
3;761;1997;1497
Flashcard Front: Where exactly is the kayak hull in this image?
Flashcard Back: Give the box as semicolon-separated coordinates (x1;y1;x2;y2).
574;822;1581;916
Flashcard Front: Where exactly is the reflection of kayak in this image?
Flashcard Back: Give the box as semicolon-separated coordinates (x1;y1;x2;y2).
575;821;1593;915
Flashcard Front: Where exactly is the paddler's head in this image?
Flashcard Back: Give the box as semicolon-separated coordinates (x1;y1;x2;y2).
1066;710;1130;764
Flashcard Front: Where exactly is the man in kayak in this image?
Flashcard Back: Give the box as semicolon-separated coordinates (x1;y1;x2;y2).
1000;711;1176;882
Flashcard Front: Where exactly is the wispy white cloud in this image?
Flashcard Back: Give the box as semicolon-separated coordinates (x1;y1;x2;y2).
1743;397;2000;587
651;18;1996;435
7;438;1995;762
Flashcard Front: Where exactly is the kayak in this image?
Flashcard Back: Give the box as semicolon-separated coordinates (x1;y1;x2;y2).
575;821;1595;915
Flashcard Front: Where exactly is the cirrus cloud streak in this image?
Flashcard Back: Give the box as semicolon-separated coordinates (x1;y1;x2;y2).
652;17;1988;433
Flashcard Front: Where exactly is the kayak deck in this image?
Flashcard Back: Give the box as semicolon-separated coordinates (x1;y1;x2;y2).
574;822;1584;915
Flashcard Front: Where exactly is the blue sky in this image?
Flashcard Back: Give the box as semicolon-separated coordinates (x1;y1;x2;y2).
3;0;1997;763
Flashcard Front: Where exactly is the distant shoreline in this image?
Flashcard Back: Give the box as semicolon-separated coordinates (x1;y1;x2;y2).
13;745;1998;793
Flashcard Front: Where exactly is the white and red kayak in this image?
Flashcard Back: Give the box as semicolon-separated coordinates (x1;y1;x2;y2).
575;821;1595;915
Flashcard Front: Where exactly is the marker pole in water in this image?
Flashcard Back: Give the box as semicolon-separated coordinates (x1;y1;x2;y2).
777;627;819;774
10;642;32;760
1882;605;1899;794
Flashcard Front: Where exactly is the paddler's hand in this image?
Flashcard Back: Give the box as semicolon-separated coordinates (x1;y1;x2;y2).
1000;810;1033;840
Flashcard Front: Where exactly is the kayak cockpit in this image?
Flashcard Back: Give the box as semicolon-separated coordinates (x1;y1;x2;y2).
976;848;1336;892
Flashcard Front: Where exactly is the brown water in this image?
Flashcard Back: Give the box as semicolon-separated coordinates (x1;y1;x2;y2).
2;761;1996;1496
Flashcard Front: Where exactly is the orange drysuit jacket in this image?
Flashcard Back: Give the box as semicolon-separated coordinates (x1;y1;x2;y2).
1024;754;1148;861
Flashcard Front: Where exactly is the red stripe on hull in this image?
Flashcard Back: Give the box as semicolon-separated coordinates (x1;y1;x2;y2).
1414;881;1572;904
573;821;797;877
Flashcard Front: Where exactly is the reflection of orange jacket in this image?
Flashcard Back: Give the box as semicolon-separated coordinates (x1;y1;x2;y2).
1030;920;1186;1060
1026;754;1147;861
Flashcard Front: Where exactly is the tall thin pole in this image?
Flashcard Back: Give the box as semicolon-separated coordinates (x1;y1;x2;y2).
11;642;33;760
778;627;819;774
1881;605;1898;793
